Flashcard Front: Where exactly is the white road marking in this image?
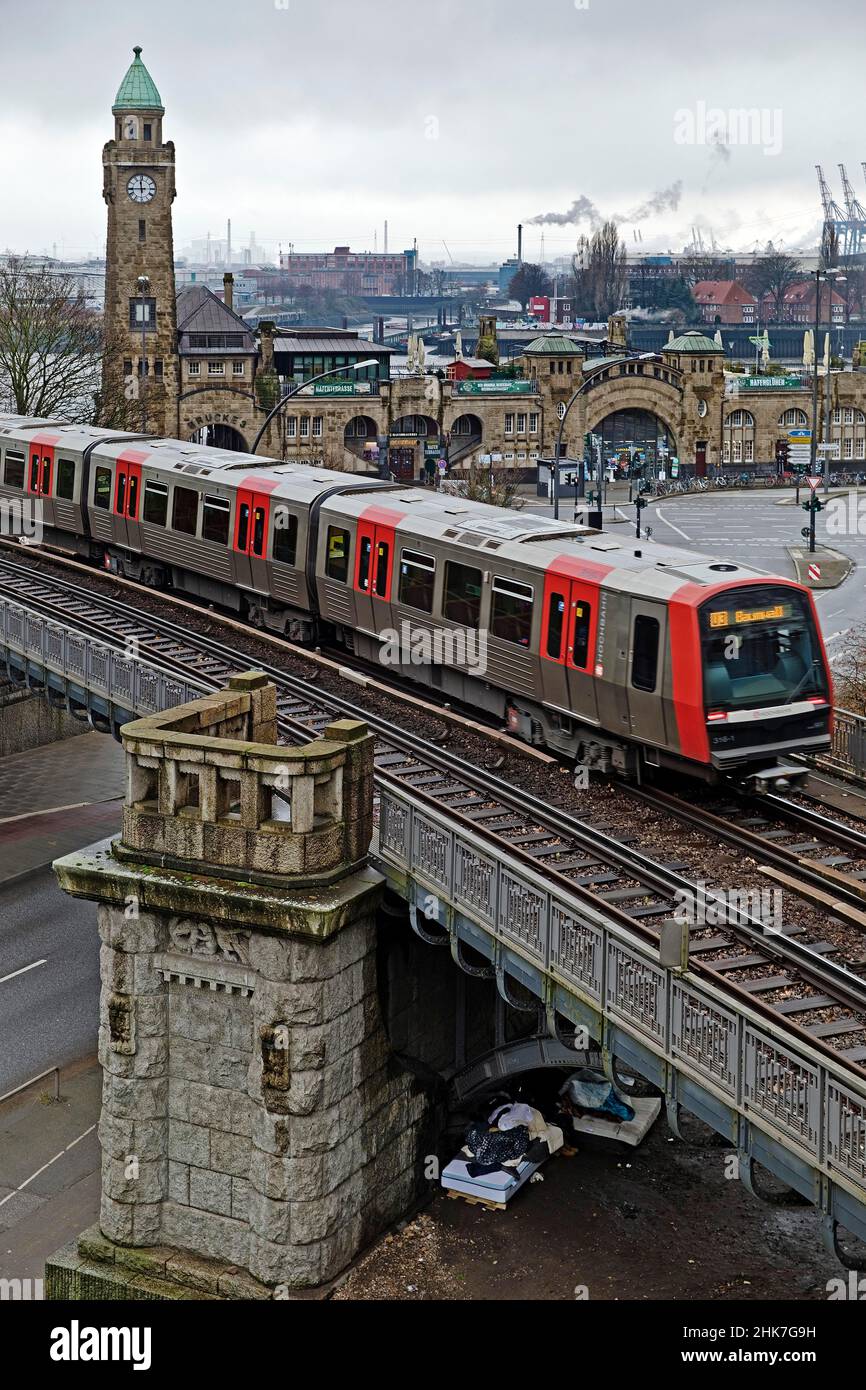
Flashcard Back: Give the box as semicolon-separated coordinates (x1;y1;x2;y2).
0;1124;97;1209
0;959;47;986
823;628;851;646
654;506;691;541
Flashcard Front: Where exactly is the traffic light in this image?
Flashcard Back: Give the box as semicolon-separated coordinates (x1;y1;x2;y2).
775;439;788;470
801;498;823;513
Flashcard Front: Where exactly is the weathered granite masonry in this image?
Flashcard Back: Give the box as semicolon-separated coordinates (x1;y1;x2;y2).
46;672;428;1298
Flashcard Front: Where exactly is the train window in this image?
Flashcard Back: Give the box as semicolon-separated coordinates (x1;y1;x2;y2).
127;475;139;519
41;457;52;495
375;541;390;596
546;592;565;659
632;615;660;692
116;472;127;514
94;467;112;510
202;496;230;546
491;576;533;646
272;508;298;566
56;458;75;500
3;452;25;489
252;506;266;558
326;526;350;582
143;480;168;526
573;601;592;668
172;486;199;537
443;561;483;629
237;502;250;552
398;550;435;612
30;454;40;490
357;535;372;591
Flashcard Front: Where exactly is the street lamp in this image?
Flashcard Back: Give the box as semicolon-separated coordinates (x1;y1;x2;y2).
250;359;380;456
809;267;845;494
137;274;150;434
552;353;656;520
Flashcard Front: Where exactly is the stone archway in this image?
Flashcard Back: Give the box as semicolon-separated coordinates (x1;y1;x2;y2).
447;412;482;465
343;414;379;463
588;406;679;481
188;422;248;452
389;413;440;480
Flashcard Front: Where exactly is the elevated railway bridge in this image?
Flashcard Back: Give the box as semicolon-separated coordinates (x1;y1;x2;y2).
2;563;866;1269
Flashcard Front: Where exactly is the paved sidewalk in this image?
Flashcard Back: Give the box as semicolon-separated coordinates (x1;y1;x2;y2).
0;731;125;821
0;732;125;885
0;1062;101;1288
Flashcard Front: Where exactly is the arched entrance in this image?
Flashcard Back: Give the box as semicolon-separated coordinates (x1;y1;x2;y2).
389;414;440;481
447;412;482;466
593;407;678;481
344;414;379;463
188;423;248;452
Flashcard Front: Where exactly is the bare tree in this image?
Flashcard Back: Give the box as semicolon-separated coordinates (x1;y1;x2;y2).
0;256;138;426
571;222;626;319
833;625;866;715
443;464;524;508
741;253;800;322
507;262;553;310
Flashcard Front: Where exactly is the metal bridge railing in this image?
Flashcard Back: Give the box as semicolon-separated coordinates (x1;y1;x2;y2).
821;708;866;781
0;598;203;722
376;781;866;1227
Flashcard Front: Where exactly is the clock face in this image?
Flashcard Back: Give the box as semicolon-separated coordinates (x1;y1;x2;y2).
127;174;156;204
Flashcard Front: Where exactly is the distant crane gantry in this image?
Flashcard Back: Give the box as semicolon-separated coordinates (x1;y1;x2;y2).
816;164;866;256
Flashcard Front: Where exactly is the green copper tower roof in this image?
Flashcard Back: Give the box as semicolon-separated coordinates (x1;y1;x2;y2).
112;46;164;113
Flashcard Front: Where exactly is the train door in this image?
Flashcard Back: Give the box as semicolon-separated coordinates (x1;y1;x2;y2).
27;440;56;529
114;457;143;550
626;598;668;746
540;574;599;724
234;489;271;593
354;517;395;634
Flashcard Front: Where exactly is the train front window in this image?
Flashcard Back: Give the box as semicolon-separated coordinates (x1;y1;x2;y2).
701;587;827;711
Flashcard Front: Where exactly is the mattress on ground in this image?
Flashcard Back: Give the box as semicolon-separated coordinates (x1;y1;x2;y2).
441;1155;543;1202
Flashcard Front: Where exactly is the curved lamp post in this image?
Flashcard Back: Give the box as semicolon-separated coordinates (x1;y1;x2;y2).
553;352;656;520
250;359;379;456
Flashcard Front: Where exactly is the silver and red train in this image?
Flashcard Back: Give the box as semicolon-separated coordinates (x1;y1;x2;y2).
0;416;832;788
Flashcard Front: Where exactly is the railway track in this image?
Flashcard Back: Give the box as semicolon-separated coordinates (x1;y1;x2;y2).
625;783;866;920
2;549;866;1074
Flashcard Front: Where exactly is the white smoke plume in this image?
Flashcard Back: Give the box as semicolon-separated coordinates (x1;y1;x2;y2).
528;182;683;230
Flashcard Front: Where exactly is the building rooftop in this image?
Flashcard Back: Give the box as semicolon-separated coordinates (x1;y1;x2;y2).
113;46;164;113
523;334;586;356
272;334;391;357
176;285;257;354
665;331;724;353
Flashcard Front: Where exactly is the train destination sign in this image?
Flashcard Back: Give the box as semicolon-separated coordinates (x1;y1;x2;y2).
708;603;790;628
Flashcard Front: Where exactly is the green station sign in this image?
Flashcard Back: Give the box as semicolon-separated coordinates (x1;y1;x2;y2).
455;379;538;395
735;375;801;391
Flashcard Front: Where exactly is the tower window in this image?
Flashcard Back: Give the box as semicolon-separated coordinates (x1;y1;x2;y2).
143;123;152;141
129;297;157;331
154;360;164;380
139;220;146;243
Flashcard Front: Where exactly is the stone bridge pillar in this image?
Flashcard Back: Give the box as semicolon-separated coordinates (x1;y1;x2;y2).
46;672;427;1298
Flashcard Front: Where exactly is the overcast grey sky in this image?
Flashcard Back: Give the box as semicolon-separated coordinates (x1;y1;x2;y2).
1;0;864;264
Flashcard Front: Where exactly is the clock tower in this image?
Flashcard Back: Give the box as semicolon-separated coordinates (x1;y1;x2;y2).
102;46;178;436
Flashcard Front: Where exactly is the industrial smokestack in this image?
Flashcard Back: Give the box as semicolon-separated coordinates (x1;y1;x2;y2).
226;218;232;270
223;272;234;311
384;220;388;254
517;223;523;263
